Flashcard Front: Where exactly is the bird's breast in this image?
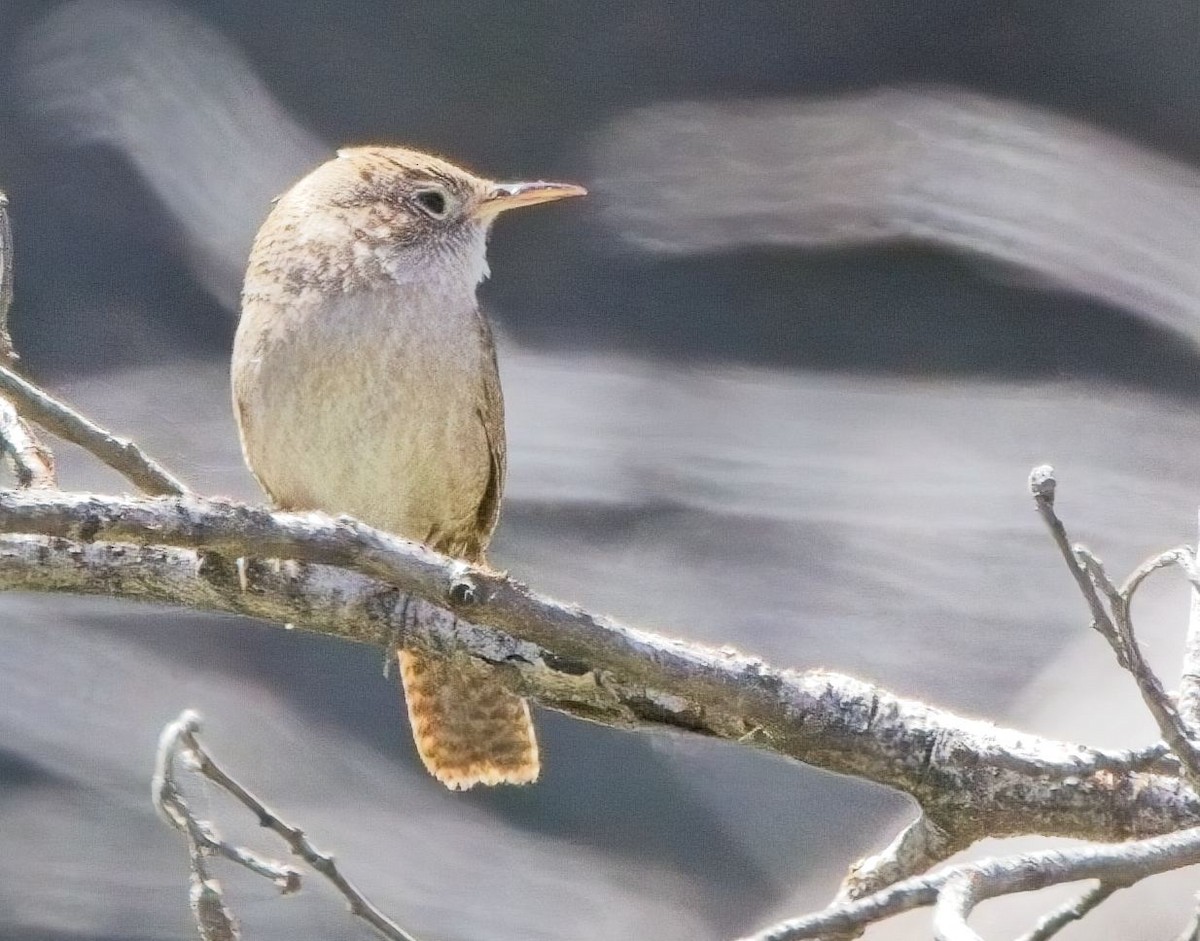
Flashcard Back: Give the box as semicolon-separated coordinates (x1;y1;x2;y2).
233;286;498;543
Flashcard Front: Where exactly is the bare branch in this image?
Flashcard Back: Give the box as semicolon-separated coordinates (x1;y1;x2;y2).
1030;466;1200;787
0;471;1195;939
744;826;1200;941
1182;511;1200;732
0;396;54;488
156;711;419;941
154;712;301;890
1074;546;1124;618
154;713;243;941
0;191;14;366
1029;467;1112;633
0;506;1197;849
0;184;184;495
189;869;240;941
1015;882;1120;941
838;814;961;907
1120;546;1193;603
0;364;188;495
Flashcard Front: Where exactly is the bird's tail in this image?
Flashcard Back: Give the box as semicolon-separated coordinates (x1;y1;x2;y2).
398;648;539;790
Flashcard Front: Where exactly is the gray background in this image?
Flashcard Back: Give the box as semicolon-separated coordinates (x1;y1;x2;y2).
1;2;1199;938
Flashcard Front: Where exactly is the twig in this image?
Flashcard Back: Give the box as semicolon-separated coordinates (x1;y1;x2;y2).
0;190;14;366
187;836;241;941
153;712;301;889
1015;881;1120;941
1074;547;1140;666
155;713;244;941
0;187;184;494
743;825;1200;941
1120;546;1193;603
0;395;54;488
1182;511;1200;732
1030;466;1200;788
155;711;419;941
0;364;187;495
0;473;1194;936
1028;467;1112;635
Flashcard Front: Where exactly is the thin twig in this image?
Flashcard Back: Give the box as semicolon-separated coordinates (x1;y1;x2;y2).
157;711;420;941
0;364;187;495
1030;466;1200;787
0;190;182;494
1075;546;1124;621
187;834;241;941
154;712;301;890
1029;467;1112;635
1014;881;1120;941
1182;512;1200;732
154;713;244;941
0;190;14;366
0;396;54;488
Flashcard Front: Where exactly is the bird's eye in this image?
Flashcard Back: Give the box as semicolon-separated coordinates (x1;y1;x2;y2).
414;188;449;217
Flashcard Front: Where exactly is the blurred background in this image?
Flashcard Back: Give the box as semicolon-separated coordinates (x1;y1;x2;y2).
1;1;1200;938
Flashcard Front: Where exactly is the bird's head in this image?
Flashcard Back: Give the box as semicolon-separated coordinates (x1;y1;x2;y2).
253;146;585;297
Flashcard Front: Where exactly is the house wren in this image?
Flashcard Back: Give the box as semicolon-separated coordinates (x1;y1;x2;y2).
232;146;585;789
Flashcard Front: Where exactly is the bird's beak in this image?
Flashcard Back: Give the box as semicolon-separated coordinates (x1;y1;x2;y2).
476;180;587;218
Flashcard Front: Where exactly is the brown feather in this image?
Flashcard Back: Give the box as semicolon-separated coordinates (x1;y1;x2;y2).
399;649;538;790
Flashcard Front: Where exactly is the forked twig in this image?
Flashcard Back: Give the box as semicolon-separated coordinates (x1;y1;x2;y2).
0;396;54;488
1030;465;1200;788
0;191;14;366
153;711;419;941
1014;881;1120;941
0;196;186;495
0;364;188;495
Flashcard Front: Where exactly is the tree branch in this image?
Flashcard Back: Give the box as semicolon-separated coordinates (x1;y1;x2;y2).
0;493;1196;851
745;826;1200;941
0;364;189;495
1182;511;1200;732
0;191;14;366
836;815;962;911
1031;466;1200;787
154;711;302;889
0;194;185;494
0;395;55;488
1014;882;1120;941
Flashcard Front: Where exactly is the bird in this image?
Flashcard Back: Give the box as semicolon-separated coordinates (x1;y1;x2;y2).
232;146;585;789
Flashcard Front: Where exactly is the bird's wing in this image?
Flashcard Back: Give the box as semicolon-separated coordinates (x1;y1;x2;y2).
471;308;507;559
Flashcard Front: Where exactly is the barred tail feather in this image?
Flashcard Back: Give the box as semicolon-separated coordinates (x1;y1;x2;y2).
398;648;539;790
